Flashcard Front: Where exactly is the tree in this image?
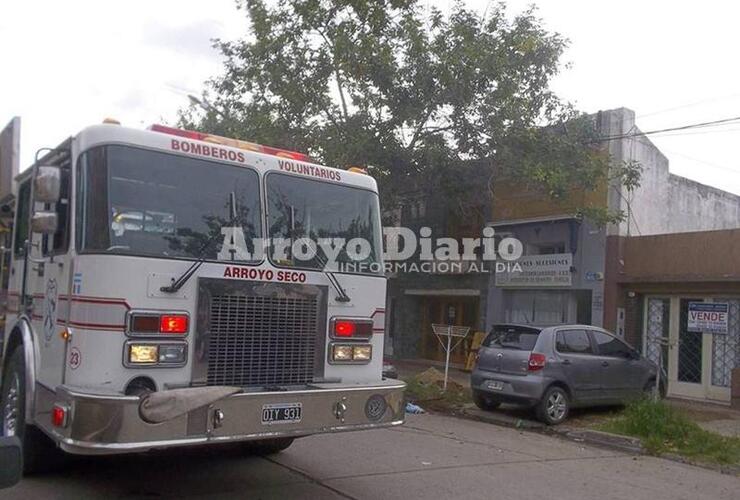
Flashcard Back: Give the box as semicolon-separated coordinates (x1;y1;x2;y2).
180;0;639;223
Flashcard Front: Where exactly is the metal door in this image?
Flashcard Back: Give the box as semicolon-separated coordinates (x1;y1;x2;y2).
666;297;738;403
707;299;739;401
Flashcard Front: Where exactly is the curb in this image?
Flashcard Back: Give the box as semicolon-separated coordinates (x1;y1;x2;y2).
460;407;642;453
453;407;740;476
461;407;545;431
561;429;643;454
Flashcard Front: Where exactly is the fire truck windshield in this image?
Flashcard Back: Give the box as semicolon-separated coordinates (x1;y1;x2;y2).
77;145;262;262
266;173;383;275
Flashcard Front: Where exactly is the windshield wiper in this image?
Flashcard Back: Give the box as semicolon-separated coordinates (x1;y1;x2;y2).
315;252;351;303
285;204;351;303
161;192;239;294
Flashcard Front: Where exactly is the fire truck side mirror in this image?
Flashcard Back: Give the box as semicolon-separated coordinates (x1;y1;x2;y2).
34;165;61;204
31;211;58;234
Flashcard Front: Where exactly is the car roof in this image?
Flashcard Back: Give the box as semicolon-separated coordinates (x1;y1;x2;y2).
491;323;613;334
490;323;544;332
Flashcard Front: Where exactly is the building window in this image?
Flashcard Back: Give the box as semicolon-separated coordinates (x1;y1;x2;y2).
506;290;569;325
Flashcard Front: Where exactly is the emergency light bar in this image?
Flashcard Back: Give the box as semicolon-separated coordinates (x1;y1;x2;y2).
149;124;312;162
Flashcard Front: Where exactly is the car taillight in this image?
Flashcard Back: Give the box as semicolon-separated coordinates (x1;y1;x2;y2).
330;318;373;339
528;353;546;371
160;314;188;334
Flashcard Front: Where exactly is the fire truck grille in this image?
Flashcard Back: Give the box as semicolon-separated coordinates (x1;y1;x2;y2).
204;291;322;387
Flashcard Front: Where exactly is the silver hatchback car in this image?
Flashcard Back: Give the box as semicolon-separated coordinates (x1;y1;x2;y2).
471;324;663;425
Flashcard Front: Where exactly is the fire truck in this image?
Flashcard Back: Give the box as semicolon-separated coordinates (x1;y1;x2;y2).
0;120;404;472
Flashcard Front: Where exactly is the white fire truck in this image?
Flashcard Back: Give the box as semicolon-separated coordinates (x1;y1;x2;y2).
0;121;404;472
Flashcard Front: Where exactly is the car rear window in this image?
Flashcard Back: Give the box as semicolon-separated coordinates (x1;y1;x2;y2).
484;325;542;351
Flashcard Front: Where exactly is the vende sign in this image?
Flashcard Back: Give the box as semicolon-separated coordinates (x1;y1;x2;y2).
688;302;729;334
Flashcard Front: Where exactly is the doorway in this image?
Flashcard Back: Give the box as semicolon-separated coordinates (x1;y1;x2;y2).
646;296;740;403
419;296;478;364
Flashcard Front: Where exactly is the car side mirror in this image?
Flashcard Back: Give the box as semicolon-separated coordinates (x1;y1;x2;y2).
34;165;62;203
31;211;58;234
0;436;23;489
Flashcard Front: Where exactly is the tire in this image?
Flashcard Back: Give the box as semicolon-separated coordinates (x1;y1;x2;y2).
536;386;569;425
472;390;501;411
244;437;295;456
1;347;64;474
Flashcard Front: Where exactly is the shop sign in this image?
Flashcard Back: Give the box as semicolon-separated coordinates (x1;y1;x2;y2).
688;302;729;334
495;253;572;287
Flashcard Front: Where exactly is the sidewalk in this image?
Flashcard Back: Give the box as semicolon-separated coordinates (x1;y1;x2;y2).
393;358;740;438
668;398;740;438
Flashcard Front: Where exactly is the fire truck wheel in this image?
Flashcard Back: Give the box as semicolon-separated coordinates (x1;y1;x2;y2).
243;437;295;455
1;347;65;474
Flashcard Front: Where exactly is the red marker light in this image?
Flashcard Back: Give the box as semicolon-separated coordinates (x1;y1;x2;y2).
160;315;189;334
52;405;67;428
334;321;356;337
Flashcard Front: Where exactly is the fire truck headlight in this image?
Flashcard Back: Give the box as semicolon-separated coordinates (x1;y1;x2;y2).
159;344;187;364
352;345;372;361
129;345;159;364
330;343;372;363
331;345;354;361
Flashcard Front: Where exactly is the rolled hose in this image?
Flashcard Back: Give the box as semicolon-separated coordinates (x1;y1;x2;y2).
139;386;241;424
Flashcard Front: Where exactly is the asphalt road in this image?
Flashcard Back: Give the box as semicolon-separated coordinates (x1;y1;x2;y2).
5;414;739;499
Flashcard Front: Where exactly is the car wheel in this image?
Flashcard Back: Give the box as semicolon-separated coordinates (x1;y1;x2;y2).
243;437;295;455
1;347;64;474
472;390;501;411
536;386;569;425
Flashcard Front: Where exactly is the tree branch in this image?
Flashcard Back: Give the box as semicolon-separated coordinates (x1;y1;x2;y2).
313;25;350;121
406;108;434;151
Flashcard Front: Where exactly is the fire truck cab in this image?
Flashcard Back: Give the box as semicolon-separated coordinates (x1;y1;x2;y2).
0;122;404;471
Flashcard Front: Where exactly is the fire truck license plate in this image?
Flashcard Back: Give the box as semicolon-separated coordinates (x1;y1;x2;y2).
261;403;302;424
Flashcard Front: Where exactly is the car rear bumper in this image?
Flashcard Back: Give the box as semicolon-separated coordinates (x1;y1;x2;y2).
38;380;406;455
470;368;548;406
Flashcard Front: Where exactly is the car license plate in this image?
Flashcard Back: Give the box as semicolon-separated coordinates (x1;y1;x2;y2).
486;380;504;391
261;403;302;425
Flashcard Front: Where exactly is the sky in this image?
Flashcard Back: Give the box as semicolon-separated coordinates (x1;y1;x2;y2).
1;0;740;194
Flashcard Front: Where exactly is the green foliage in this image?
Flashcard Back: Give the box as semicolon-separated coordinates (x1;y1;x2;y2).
600;399;740;465
180;0;640;221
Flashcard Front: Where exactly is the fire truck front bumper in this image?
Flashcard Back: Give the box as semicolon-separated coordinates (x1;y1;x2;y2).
43;380;406;455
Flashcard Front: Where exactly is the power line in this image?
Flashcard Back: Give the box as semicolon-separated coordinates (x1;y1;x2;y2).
656;147;740;175
639;127;740;139
636;93;740;119
597;115;740;142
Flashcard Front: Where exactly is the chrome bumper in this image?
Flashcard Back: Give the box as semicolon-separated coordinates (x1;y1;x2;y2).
42;380;405;455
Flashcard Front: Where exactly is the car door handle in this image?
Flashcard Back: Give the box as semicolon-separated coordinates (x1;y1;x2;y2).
601;361;609;367
562;359;571;365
